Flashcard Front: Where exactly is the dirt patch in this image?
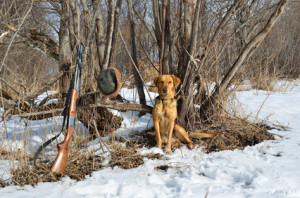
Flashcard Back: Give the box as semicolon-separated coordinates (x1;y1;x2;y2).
155;165;171;172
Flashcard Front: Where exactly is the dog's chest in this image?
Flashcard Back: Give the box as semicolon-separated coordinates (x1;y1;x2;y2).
154;98;177;119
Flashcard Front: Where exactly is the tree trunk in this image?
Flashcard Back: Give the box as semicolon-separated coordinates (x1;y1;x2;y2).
127;0;147;111
159;0;168;74
108;0;123;67
161;0;171;74
102;0;115;70
177;0;202;129
58;0;72;96
81;0;94;82
152;0;161;46
95;3;106;70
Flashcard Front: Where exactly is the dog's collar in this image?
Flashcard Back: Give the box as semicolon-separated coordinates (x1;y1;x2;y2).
156;96;174;101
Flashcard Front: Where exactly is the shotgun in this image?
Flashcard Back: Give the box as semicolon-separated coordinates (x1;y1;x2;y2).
51;45;83;174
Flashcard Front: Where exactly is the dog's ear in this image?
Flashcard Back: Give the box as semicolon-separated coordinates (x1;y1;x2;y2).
171;75;181;88
154;76;161;87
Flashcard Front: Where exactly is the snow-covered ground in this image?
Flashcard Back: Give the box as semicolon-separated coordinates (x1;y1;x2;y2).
1;80;300;198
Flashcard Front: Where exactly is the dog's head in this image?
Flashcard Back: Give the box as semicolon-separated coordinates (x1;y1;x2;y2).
154;75;181;99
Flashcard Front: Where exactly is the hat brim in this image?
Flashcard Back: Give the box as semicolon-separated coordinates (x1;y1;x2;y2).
101;67;121;98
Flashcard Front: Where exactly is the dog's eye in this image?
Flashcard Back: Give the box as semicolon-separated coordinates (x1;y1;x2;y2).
160;81;163;84
168;81;172;84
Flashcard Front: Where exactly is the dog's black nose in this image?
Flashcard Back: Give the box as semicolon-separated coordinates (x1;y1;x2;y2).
163;88;167;93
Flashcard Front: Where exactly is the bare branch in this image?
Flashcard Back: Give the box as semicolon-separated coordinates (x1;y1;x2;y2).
0;0;34;73
137;38;159;73
133;7;157;43
212;0;289;99
0;77;21;96
1;23;59;63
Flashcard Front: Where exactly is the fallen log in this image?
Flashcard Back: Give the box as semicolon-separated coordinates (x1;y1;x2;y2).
89;100;152;113
8;100;153;119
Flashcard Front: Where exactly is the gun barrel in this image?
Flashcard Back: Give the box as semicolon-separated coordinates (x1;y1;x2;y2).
74;45;82;90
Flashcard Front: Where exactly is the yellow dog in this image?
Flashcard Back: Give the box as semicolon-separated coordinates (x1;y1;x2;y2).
152;75;218;153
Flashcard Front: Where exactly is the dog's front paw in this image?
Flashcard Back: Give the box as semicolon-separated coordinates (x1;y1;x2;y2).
165;149;172;154
187;142;194;149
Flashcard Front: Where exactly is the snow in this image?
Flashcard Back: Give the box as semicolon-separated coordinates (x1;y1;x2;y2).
1;80;300;198
34;91;58;105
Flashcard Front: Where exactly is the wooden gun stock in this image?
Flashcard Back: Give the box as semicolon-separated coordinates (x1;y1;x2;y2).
51;89;78;174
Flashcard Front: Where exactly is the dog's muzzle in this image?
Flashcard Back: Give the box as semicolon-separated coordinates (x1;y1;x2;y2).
163;88;167;93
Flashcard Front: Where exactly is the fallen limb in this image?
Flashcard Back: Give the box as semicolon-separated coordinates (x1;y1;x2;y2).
8;100;153;119
8;108;64;119
2;23;59;62
89;100;153;113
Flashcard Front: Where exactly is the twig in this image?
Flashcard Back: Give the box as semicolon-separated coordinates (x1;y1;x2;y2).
0;0;34;73
0;77;21;96
137;38;159;73
1;63;26;88
0;31;9;41
26;72;63;100
204;190;209;198
0;83;8;138
133;7;157;43
92;119;112;155
255;94;270;121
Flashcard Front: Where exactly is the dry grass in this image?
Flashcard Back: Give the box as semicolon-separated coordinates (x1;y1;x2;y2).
108;142;162;169
250;77;276;91
3;152;105;187
0;136;163;187
193;117;274;152
0;135;105;186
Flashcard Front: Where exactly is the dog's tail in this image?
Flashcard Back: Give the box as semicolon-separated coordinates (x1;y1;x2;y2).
189;132;218;139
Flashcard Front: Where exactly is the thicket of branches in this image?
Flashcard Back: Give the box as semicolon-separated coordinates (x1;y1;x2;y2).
0;0;299;130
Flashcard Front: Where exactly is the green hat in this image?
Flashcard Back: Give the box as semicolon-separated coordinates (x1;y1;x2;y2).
97;67;121;98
